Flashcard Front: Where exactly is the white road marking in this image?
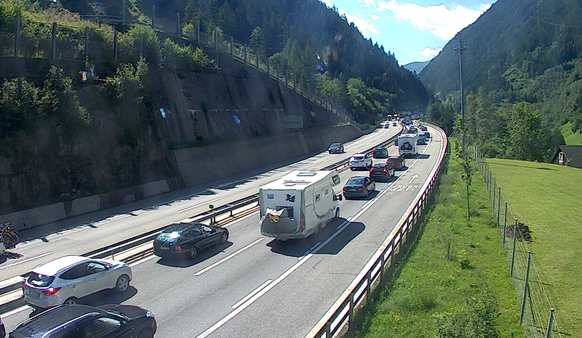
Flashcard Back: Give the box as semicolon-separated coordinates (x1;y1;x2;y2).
197;181;391;337
408;174;419;184
194;238;264;276
231;280;273;309
1;305;31;318
196;252;314;338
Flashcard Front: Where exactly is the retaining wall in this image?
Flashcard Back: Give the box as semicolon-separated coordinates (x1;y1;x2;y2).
0;125;366;230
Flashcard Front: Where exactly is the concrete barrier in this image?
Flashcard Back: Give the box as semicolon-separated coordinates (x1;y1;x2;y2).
0;125;363;230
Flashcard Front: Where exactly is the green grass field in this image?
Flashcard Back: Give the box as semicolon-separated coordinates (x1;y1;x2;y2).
358;139;524;337
486;158;582;336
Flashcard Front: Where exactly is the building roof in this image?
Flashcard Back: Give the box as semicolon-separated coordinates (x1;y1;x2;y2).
551;145;582;168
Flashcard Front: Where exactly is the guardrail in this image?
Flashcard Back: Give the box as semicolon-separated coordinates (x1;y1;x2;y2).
307;125;448;338
0;128;404;313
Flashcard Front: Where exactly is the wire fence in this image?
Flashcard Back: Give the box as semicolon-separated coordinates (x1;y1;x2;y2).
474;146;561;338
0;12;367;130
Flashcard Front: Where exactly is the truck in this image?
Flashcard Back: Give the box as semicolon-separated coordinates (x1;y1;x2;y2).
397;134;418;157
259;171;342;240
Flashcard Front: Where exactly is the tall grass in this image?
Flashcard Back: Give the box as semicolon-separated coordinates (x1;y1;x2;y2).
358;138;524;337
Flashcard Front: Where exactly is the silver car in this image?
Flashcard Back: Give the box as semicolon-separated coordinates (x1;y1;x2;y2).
23;255;132;309
349;153;372;170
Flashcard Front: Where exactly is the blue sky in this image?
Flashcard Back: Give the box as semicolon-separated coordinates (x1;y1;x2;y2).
319;0;496;65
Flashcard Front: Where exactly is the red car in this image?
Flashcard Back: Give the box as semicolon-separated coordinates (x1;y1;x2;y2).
386;155;405;170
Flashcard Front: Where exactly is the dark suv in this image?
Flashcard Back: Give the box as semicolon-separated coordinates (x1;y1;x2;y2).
372;146;388;158
9;304;156;338
328;142;344;154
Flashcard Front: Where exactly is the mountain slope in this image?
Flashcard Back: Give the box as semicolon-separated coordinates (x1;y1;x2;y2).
403;61;429;74
419;0;582;131
57;0;430;116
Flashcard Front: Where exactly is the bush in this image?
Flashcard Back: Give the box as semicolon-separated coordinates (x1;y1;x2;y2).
437;291;501;338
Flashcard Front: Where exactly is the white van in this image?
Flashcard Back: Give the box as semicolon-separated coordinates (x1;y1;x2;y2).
397;134;418;157
259;171;342;240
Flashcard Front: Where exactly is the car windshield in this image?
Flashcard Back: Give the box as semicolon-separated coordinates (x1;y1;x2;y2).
27;273;55;287
331;143;340;147
347;178;365;185
352;156;364;161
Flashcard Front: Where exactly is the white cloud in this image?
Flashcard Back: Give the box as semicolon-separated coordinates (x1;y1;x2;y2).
320;0;333;8
377;0;491;40
418;47;442;59
358;0;377;9
338;10;380;38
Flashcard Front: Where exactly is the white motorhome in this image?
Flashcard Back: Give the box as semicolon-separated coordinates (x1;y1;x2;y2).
397;134;418;157
259;171;342;240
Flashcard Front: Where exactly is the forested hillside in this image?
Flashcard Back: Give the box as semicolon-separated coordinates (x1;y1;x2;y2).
58;0;430;124
420;0;582;159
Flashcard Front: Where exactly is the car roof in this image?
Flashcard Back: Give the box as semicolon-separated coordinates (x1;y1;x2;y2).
32;256;90;276
163;222;198;232
11;305;105;337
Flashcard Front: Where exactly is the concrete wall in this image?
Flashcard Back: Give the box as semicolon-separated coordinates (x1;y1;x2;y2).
0;125;365;230
0;177;183;231
174;125;363;187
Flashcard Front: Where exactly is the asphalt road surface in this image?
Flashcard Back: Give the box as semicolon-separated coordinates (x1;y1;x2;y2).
1;123;446;337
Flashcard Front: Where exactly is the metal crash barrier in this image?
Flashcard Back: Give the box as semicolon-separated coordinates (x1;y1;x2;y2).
307;125;448;338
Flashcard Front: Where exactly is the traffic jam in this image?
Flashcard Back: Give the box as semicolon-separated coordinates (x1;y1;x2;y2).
0;119;431;337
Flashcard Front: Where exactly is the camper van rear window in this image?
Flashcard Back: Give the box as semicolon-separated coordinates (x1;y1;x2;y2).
276;206;294;217
267;193;274;199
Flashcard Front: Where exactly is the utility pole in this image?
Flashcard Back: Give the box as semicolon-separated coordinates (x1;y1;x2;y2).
454;33;467;159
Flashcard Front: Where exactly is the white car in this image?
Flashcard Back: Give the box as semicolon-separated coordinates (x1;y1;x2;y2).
349;153;373;170
23;256;132;309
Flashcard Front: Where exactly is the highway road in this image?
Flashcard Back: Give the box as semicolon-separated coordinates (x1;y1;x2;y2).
0;123;446;337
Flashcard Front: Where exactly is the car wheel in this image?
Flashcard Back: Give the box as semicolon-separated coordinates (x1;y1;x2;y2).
64;297;78;306
220;232;229;244
138;329;155;338
188;246;199;260
115;274;130;293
